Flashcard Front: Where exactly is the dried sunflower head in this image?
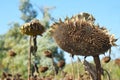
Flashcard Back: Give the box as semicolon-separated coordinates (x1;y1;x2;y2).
102;56;111;63
115;58;120;66
44;50;52;58
8;50;16;57
39;66;48;73
20;19;45;36
57;60;65;68
50;12;117;56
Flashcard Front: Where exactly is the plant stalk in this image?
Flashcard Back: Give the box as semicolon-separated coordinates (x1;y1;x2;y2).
28;36;32;80
77;57;81;80
93;55;101;80
51;57;57;79
71;55;75;80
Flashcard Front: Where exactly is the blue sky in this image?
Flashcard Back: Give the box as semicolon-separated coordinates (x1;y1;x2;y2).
0;0;120;62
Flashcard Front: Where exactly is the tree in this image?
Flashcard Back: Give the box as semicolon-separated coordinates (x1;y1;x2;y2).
0;23;27;80
19;0;38;22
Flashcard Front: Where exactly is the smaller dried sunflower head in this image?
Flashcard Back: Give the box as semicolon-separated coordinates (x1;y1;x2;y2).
20;19;45;36
44;50;52;58
39;66;48;73
102;56;111;63
57;60;65;68
115;58;120;66
8;50;16;57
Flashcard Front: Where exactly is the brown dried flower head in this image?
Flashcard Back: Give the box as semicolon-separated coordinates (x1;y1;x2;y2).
57;60;65;68
20;19;45;36
115;58;120;66
8;50;16;57
50;12;117;56
2;72;7;78
16;73;22;78
102;56;111;63
39;66;48;73
44;50;52;58
7;73;12;77
6;77;11;80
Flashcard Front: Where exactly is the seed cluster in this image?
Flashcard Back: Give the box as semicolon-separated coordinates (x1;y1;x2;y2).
44;50;52;58
20;19;45;36
39;66;48;73
115;58;120;66
57;60;65;68
50;13;116;56
102;56;111;63
8;50;16;57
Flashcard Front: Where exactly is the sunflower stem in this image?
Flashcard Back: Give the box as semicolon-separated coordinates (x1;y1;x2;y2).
93;55;101;80
28;36;32;80
70;55;75;80
77;57;81;80
51;56;57;79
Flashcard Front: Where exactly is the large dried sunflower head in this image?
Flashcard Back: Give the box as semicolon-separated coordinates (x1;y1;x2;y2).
20;19;45;36
50;13;117;56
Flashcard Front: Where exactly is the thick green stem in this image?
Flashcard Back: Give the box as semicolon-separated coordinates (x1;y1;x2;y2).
93;55;101;80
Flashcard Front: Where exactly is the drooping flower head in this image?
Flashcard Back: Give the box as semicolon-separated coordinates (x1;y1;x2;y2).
20;19;45;36
50;12;117;56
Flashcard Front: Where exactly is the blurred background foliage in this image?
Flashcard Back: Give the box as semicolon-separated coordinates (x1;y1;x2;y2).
0;0;65;78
